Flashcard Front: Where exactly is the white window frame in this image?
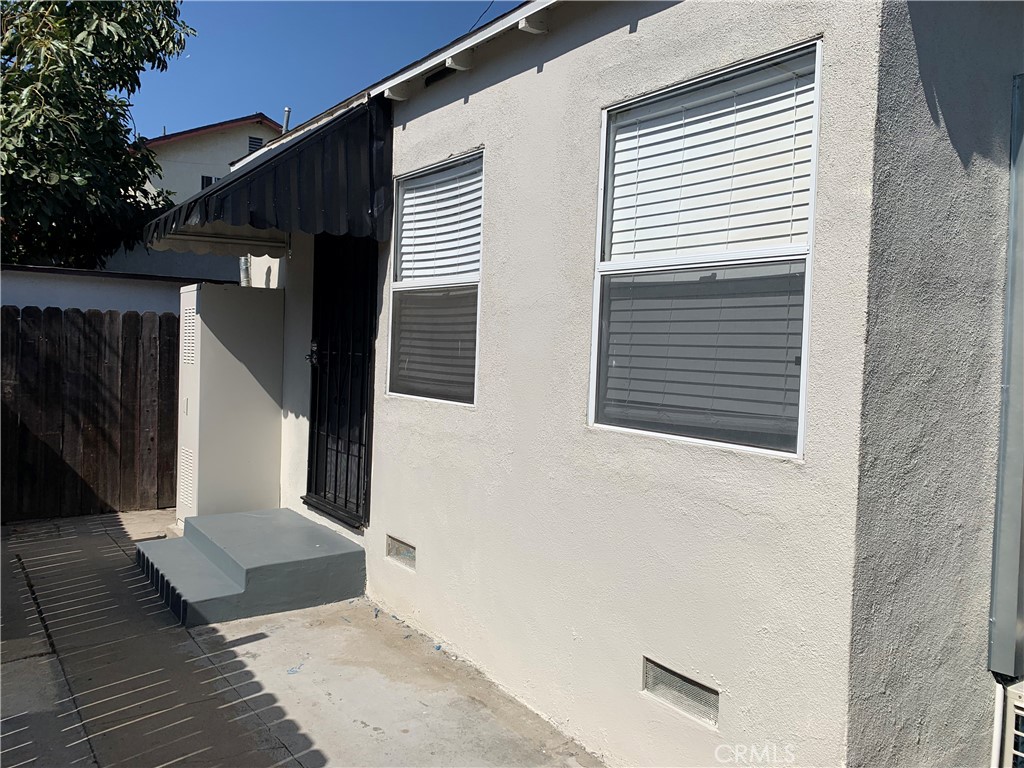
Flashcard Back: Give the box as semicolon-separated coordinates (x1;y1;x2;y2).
386;150;484;407
587;41;823;459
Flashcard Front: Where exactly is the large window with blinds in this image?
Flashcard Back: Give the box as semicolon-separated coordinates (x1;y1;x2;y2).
592;45;819;453
389;154;482;404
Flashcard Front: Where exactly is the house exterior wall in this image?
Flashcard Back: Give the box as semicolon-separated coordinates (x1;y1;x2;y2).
276;2;884;765
848;3;1024;766
269;2;1018;764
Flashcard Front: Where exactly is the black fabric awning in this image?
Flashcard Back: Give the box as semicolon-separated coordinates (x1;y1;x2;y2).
145;97;393;246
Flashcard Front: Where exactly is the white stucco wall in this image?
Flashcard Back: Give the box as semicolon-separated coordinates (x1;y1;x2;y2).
150;121;281;202
275;3;886;765
847;3;1024;766
0;267;192;314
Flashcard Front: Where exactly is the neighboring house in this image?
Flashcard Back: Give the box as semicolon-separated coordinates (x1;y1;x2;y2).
143;2;1024;767
2;114;282;312
144;112;283;204
104;112;283;281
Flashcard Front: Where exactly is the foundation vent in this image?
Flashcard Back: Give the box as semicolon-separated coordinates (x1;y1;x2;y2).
181;306;196;365
643;657;719;725
179;448;195;509
386;536;416;570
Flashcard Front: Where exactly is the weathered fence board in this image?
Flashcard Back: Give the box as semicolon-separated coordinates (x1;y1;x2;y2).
119;312;141;513
138;312;160;512
157;312;178;509
1;305;178;522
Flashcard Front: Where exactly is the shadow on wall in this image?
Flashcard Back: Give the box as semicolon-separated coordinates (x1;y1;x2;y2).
908;1;1022;167
278;235;387;423
0;511;327;767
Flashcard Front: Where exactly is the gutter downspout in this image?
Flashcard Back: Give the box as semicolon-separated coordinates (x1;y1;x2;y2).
989;71;1024;768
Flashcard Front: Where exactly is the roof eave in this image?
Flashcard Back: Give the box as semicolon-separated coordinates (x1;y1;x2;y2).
233;0;558;171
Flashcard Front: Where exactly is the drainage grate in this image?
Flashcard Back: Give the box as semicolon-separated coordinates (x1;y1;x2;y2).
386;536;416;569
643;657;719;725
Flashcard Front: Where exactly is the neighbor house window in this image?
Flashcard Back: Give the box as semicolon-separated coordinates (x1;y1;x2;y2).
592;46;819;453
200;175;220;189
248;136;264;153
389;154;483;404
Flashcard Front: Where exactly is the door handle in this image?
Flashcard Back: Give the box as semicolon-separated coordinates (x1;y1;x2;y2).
305;340;319;366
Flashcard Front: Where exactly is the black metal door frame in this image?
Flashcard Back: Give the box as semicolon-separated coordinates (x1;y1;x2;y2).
302;235;378;529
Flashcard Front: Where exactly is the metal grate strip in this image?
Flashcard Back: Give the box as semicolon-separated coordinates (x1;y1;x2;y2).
181;307;196;365
179;448;195;509
643;657;719;725
1012;705;1023;767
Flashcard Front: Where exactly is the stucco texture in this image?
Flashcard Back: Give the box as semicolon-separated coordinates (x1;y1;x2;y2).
269;2;1021;765
847;3;1024;766
363;3;881;765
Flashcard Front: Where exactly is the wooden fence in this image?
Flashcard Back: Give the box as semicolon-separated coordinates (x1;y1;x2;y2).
1;306;178;522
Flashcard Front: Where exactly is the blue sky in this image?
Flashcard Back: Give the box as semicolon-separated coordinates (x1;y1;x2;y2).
133;1;520;139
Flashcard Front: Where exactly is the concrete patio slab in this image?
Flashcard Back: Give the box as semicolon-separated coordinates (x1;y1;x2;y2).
2;510;602;768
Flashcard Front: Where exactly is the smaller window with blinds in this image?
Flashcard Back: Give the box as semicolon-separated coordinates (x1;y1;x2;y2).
248;136;264;153
388;154;483;404
591;44;819;454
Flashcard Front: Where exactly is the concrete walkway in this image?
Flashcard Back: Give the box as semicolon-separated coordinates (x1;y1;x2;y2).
1;510;601;768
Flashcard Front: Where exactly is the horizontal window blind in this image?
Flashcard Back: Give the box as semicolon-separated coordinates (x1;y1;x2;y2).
390;285;478;403
606;51;816;262
397;158;483;281
596;261;805;451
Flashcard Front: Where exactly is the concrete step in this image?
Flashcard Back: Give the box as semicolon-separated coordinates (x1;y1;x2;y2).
136;508;365;626
136;538;244;625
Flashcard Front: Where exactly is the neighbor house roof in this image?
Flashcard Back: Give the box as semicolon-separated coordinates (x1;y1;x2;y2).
145;113;283;148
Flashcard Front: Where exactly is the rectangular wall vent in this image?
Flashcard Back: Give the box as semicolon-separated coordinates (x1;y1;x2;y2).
181;307;196;365
386;536;416;570
643;657;719;725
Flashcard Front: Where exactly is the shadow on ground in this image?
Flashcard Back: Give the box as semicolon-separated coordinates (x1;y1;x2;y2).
1;510;326;768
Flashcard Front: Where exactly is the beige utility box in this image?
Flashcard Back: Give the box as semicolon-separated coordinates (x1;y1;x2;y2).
176;284;284;525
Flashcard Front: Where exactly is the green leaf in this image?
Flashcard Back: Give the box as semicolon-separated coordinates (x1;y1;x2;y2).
0;0;194;268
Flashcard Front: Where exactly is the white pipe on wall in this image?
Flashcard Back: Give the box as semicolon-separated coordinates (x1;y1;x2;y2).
239;254;252;287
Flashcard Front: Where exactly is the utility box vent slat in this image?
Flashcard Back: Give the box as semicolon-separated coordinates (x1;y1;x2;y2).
179;448;195;510
643;657;719;725
181;307;196;365
386;536;416;570
1004;683;1024;767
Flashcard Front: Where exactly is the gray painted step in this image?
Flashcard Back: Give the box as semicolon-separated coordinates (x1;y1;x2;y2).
136;508;365;626
136;538;244;624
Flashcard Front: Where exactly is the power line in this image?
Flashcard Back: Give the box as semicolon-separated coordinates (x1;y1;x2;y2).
468;0;495;33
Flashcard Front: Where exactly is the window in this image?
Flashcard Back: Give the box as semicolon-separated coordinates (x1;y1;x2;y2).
592;46;819;453
200;175;220;189
389;154;483;404
248;136;264;153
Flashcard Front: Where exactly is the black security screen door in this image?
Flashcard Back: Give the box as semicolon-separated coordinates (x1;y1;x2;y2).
302;235;379;528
